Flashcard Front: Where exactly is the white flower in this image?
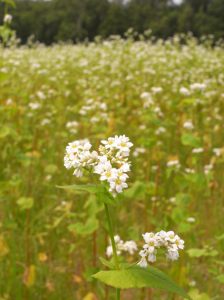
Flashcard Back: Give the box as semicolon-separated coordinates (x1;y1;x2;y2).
166;231;176;243
169;197;176;203
166;248;179;261
185;168;195;174
183;120;194;130
64;139;98;176
64;135;132;196
142;232;155;243
106;235;137;257
116;135;133;155
6;98;13;105
140;92;151;100
4;14;12;24
192;148;204;154
190;83;206;91
167;160;180;168
100;164;117;182
155;127;166;135
29;102;41;110
36;91;46;100
41;118;50;126
133;147;146;157
66;121;79;133
151;87;163;94
148;253;157;262
138;230;184;267
213;148;222;157
106;245;113;257
73;168;83;177
138;257;148;268
180;87;190;96
101;137;117;149
187;217;195;223
174;237;185;250
109;176;128;194
204;164;213;174
140;92;154;108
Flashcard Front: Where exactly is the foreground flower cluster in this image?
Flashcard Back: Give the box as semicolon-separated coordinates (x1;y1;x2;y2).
64;135;133;195
106;231;184;267
106;235;138;257
138;231;185;267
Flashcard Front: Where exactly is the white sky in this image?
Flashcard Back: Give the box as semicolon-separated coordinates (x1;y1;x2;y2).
173;0;183;5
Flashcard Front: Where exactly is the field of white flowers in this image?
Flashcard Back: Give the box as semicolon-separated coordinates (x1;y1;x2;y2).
0;35;224;299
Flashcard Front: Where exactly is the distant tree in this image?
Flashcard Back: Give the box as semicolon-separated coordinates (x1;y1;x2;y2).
9;0;224;44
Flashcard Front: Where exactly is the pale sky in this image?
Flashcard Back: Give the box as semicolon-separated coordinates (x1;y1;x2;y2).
173;0;183;5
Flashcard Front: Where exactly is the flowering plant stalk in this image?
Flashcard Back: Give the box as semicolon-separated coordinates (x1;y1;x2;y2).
0;0;16;46
59;135;190;300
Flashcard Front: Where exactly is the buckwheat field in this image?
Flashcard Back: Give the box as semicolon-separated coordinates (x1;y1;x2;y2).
1;35;224;300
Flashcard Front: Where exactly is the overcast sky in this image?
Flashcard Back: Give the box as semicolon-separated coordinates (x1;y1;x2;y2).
173;0;183;5
118;0;184;5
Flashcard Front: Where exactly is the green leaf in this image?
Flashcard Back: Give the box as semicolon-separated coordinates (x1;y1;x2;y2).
0;126;11;139
188;288;210;300
93;266;190;299
187;249;206;258
57;184;116;205
99;257;115;269
216;274;224;284
45;164;58;174
181;134;201;147
68;217;99;236
187;248;218;258
57;184;100;193
215;233;224;241
17;197;34;210
97;190;115;205
123;181;146;198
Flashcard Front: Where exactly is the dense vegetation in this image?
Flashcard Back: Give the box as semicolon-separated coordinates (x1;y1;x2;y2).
0;0;224;44
0;35;224;299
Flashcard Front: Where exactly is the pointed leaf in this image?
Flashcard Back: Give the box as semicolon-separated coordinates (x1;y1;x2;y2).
93;266;190;299
99;257;115;269
57;184;101;193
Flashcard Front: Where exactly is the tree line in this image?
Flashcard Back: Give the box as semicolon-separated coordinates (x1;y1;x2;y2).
1;0;224;44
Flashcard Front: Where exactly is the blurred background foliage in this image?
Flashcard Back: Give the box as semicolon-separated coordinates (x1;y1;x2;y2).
0;0;224;44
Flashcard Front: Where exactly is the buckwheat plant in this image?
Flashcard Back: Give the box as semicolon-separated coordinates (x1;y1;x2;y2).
0;0;16;46
60;135;189;300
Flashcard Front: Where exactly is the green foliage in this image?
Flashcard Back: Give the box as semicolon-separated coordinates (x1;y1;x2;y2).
187;248;218;258
8;0;224;44
57;184;102;194
0;38;224;299
68;216;99;235
16;197;34;210
1;0;16;8
93;266;190;298
57;184;115;205
181;133;201;147
188;289;210;300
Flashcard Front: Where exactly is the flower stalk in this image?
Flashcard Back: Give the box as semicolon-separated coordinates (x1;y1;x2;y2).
104;203;120;299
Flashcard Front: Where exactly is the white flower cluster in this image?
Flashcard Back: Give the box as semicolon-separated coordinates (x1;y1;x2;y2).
106;235;138;257
138;231;184;267
94;135;132;194
183;120;194;130
64;135;133;195
66;121;79;134
190;83;206;92
140;92;154;108
4;14;12;24
64;139;98;177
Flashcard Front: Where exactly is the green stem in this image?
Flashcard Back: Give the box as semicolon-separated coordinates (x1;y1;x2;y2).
104;203;121;300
